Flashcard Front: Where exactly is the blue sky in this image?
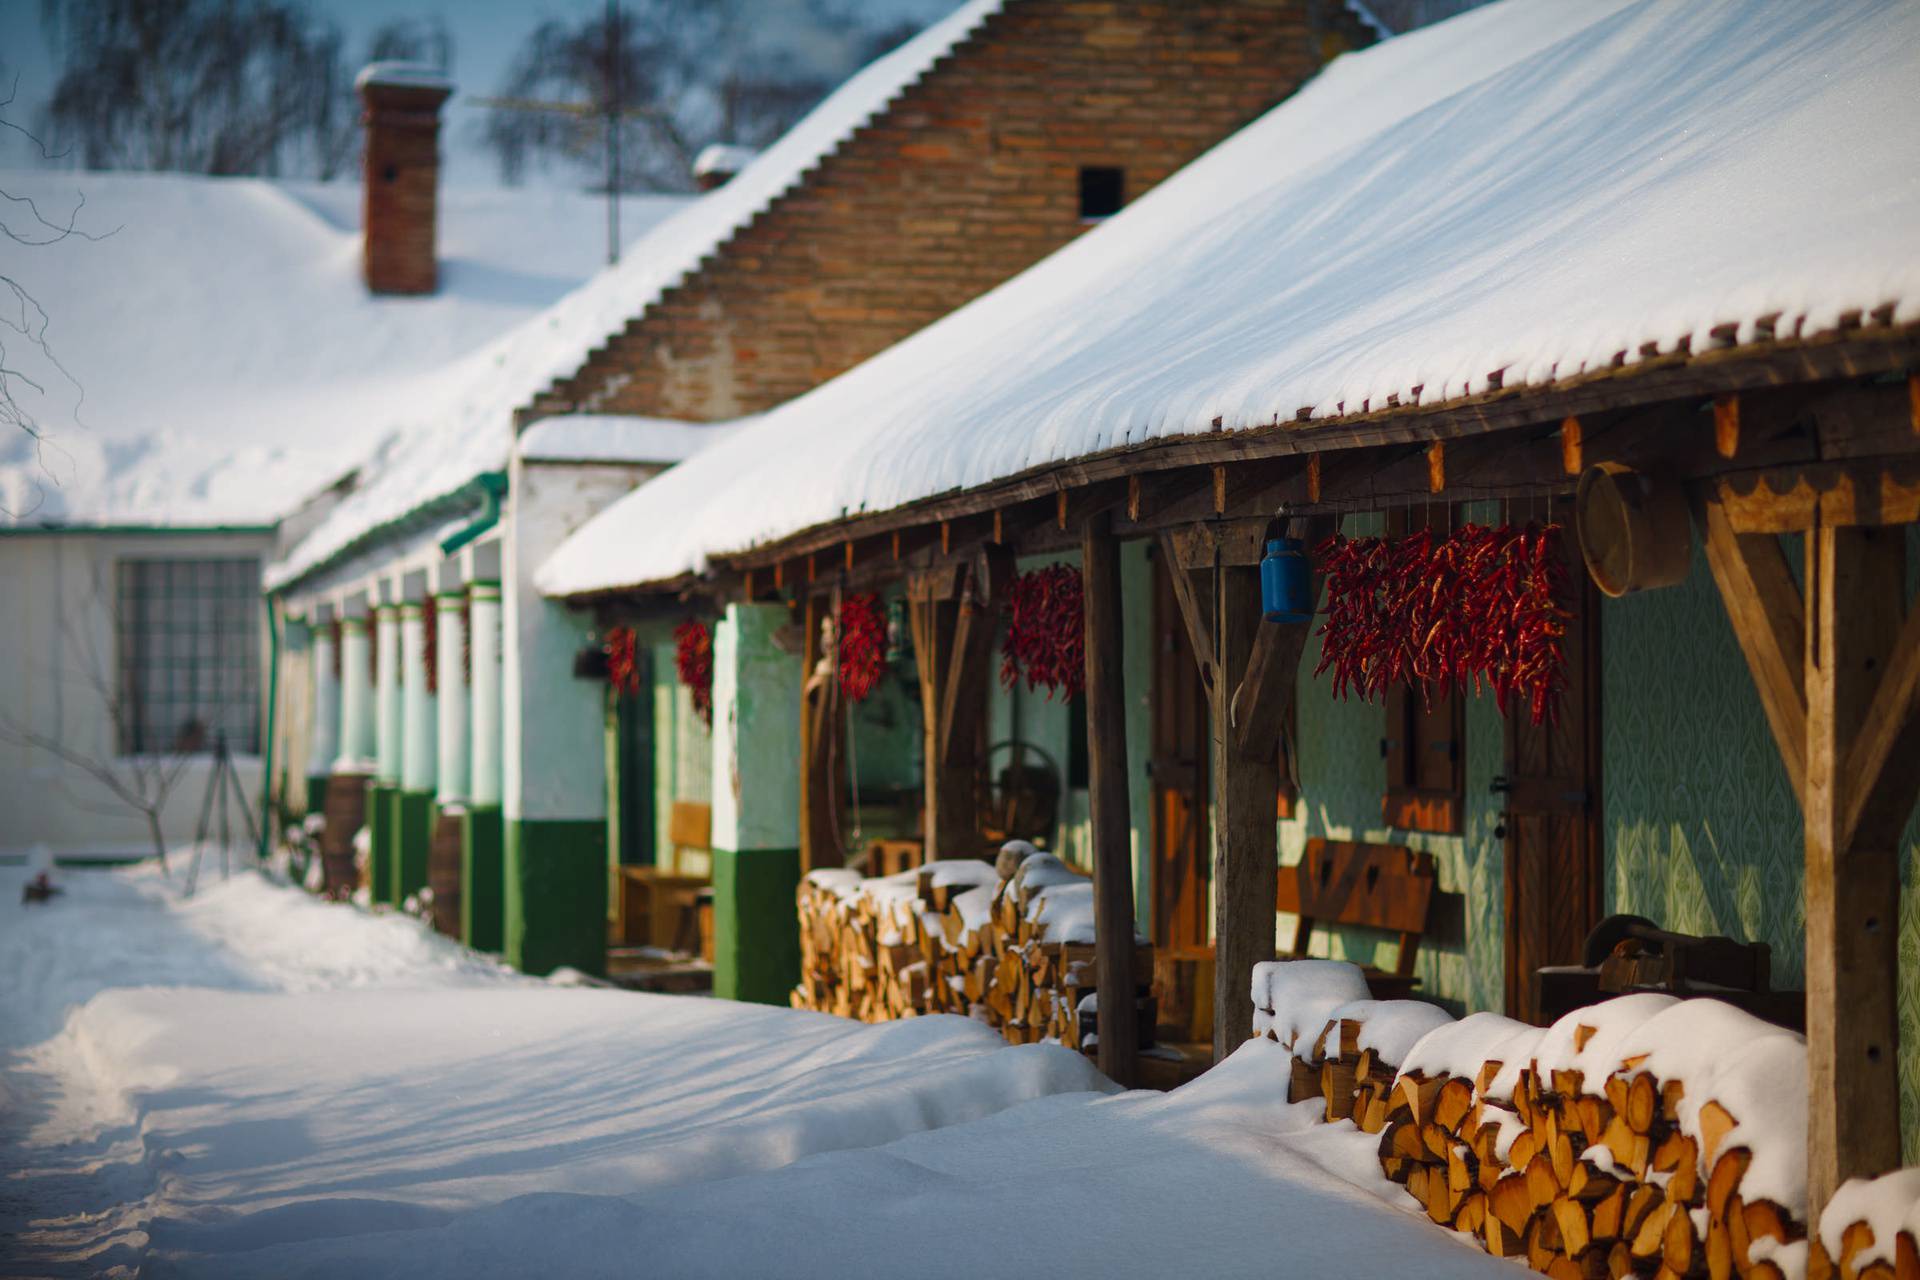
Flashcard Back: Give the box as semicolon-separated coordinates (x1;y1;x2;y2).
0;0;958;186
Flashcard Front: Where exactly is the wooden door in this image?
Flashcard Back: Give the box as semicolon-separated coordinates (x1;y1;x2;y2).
1150;550;1210;952
1502;508;1603;1022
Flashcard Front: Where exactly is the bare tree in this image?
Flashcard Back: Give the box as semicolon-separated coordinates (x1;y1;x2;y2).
36;1;452;181
0;568;196;876
482;0;918;194
1;76;112;514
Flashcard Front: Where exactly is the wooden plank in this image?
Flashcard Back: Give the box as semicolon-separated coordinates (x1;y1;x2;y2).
907;590;974;861
1157;533;1215;692
1714;394;1740;459
1168;518;1268;569
1230;515;1333;757
1211;562;1276;1061
798;592;843;872
1692;491;1807;807
1803;522;1905;1216
1082;511;1139;1087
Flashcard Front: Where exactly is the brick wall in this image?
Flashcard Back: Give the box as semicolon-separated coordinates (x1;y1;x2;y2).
361;77;450;297
524;0;1373;424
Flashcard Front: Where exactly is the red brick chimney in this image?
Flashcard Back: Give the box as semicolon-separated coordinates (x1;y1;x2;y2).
357;63;452;296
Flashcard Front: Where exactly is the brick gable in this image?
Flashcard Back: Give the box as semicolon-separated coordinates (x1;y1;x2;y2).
522;0;1374;426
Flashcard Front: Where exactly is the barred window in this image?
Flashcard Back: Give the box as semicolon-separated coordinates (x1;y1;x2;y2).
116;558;262;755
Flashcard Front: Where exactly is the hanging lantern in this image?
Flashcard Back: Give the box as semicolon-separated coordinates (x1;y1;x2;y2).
1260;537;1313;623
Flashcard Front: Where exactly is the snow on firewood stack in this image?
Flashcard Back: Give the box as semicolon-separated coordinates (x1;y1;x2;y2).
1815;1168;1920;1280
793;842;1153;1052
1252;959;1450;1128
1375;992;1810;1278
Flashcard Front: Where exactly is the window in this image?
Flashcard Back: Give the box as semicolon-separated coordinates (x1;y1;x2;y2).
1381;508;1464;834
116;558;262;755
1078;166;1125;221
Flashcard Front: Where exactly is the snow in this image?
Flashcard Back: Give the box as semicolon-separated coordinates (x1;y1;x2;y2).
1248;959;1370;1048
537;0;1920;598
1820;1170;1920;1268
514;414;747;465
0;169;687;527
1322;998;1454;1065
0;860;1109;1275
693;144;761;179
355;61;451;91
267;0;1006;590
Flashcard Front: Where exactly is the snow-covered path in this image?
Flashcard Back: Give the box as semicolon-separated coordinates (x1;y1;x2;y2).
0;864;1105;1276
1;863;1516;1278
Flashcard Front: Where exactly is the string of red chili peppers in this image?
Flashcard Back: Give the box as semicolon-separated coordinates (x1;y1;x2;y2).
837;593;888;703
1000;565;1085;701
1313;522;1569;725
674;619;714;726
604;625;643;697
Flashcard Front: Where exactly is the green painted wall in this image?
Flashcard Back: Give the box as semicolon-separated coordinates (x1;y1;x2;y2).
395;790;431;905
461;805;505;952
505;817;607;976
712;846;800;1003
368;782;396;906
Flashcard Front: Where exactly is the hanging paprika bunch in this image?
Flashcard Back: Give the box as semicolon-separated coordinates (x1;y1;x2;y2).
1000;564;1085;701
674;619;714;725
1314;522;1569;725
422;594;439;695
837;593;887;703
604;625;642;696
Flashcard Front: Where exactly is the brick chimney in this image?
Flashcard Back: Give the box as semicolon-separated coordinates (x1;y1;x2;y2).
357;63;452;296
692;143;758;192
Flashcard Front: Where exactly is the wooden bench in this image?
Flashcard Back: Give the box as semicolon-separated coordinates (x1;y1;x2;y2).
615;801;711;957
1274;837;1436;999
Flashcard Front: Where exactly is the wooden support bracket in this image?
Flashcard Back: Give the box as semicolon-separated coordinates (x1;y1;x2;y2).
1230;515;1334;757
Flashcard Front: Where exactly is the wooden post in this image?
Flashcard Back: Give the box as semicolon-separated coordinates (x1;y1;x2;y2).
798;591;846;872
908;571;990;861
1803;520;1908;1213
1210;561;1275;1060
1082;512;1138;1086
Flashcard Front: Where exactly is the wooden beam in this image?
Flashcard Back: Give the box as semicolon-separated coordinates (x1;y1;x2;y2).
1803;521;1905;1216
798;590;845;872
1230;516;1333;757
1839;597;1920;851
1426;440;1446;492
1156;533;1215;693
1710;458;1920;532
1167;518;1268;569
1209;562;1276;1061
1693;491;1807;806
1714;394;1740;459
1560;416;1582;476
938;567;996;769
1081;510;1138;1087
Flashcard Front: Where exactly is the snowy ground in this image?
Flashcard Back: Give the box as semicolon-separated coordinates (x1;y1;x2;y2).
1;862;1514;1278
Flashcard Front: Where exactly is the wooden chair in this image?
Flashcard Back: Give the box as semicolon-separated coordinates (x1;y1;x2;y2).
616;801;712;956
1274;837;1436;999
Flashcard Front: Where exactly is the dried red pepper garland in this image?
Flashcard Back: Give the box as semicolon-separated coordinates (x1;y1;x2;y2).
674;619;714;726
604;625;642;696
422;594;439;695
1000;565;1085;701
837;593;887;703
1314;522;1569;724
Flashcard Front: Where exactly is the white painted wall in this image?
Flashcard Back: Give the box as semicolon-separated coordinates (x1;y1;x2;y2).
502;457;657;823
0;530;271;859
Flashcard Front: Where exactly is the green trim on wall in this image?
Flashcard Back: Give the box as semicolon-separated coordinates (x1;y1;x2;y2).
368;783;396;906
395;790;433;904
304;774;328;817
505;817;607;977
711;845;800;1004
461;805;505;952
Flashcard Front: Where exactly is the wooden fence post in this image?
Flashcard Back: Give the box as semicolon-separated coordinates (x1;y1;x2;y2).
1082;512;1138;1086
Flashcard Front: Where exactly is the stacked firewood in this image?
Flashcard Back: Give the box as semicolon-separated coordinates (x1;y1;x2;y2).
1375;1030;1803;1278
792;852;1153;1052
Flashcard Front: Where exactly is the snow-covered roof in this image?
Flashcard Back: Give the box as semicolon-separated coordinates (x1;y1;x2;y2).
516;415;749;466
693;144;760;180
354;61;452;92
536;0;1920;599
0;169;685;529
266;0;1004;590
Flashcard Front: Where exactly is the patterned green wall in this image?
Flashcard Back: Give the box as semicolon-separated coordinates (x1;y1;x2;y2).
1602;532;1920;1159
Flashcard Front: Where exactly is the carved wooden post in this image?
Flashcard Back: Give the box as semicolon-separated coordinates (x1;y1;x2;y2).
1082;512;1138;1085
